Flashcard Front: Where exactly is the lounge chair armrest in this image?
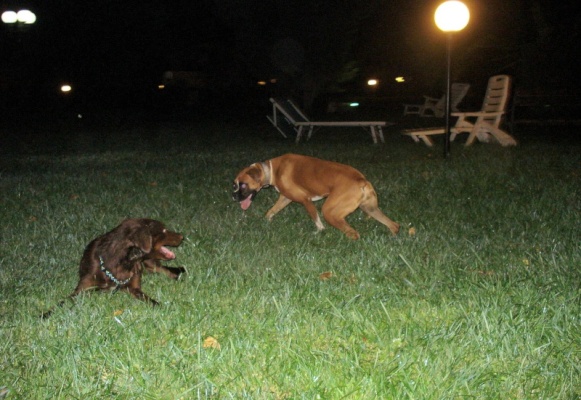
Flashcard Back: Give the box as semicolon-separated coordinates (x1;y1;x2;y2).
451;111;505;117
295;121;388;127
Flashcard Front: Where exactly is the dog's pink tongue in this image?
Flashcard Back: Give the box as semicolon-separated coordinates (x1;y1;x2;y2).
240;197;253;210
160;246;176;260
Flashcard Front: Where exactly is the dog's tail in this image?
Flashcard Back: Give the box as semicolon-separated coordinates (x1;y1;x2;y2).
359;182;400;235
40;299;67;319
39;295;79;319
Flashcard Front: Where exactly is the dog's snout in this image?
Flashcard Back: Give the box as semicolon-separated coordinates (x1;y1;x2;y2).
232;181;246;201
173;232;184;245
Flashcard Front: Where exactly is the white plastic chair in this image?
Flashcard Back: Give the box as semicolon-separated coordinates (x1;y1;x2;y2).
402;75;517;147
403;83;470;117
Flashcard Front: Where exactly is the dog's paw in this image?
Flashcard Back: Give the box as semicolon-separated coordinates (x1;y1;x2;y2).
165;266;186;279
345;231;360;240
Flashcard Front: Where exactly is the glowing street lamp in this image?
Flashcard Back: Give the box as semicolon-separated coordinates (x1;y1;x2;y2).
434;1;469;158
435;2;469;33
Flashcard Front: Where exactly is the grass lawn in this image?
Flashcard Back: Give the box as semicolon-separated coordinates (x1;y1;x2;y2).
0;116;580;399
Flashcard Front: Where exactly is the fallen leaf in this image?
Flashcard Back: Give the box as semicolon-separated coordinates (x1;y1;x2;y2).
149;181;158;187
408;227;416;236
203;336;221;350
113;309;124;317
69;194;79;200
319;271;333;281
28;216;38;222
100;369;113;383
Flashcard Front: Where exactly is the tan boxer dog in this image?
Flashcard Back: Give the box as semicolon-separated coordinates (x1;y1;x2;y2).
232;153;399;240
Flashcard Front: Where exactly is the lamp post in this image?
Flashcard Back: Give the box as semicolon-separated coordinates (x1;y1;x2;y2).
434;1;469;158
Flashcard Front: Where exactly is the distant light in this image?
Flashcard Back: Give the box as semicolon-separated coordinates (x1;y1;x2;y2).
269;78;277;84
158;84;165;89
349;102;359;107
367;79;378;86
60;85;72;93
257;81;267;86
395;77;405;83
435;1;470;32
17;9;36;24
1;11;17;23
2;9;36;24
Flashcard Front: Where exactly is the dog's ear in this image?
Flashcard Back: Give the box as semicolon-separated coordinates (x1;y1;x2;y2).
247;165;263;183
130;226;153;254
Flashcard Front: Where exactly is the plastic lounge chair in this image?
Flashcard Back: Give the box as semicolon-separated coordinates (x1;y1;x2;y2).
267;98;392;144
403;83;470;117
402;75;517;147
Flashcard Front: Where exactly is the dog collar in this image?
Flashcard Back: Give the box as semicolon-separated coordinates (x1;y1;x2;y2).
99;256;133;287
260;161;273;186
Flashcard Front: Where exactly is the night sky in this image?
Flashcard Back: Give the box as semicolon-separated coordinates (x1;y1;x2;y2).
1;0;580;115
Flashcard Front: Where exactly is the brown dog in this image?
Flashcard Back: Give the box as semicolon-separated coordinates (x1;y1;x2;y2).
41;218;183;318
232;153;399;240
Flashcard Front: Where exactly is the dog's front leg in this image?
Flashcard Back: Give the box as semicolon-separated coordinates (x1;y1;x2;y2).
265;194;292;221
126;288;159;305
125;274;159;305
300;200;325;232
142;259;185;279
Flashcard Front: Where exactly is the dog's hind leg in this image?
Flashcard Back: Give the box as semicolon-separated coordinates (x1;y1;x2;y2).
324;215;360;239
321;191;361;240
359;183;399;235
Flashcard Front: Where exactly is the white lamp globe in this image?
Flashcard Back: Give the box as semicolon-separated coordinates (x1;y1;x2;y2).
435;1;470;32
